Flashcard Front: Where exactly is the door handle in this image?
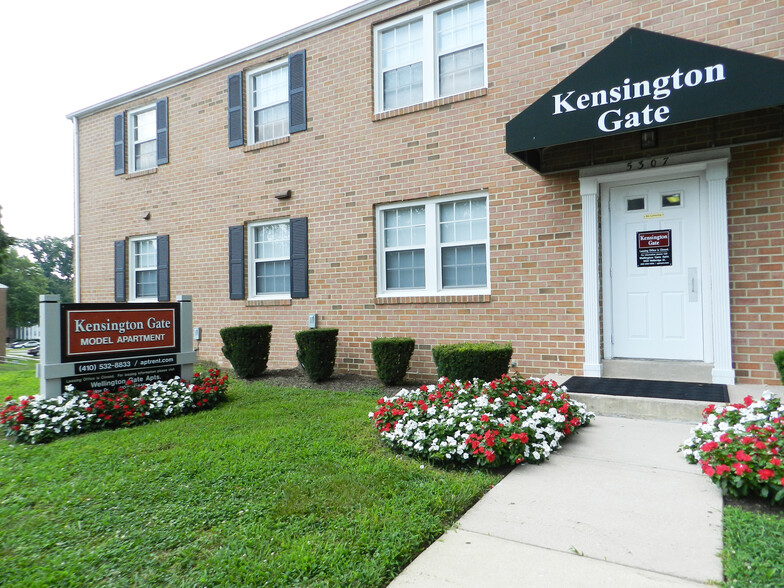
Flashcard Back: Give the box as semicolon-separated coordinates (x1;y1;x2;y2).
688;267;698;302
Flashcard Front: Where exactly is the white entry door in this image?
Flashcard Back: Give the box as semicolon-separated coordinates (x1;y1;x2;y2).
608;176;703;360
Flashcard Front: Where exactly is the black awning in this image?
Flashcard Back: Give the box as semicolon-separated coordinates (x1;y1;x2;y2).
506;28;784;173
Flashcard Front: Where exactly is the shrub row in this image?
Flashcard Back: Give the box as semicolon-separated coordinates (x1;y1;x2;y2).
221;325;514;385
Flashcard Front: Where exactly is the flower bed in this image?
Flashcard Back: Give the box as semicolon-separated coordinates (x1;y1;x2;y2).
680;392;784;503
0;368;229;445
369;374;594;467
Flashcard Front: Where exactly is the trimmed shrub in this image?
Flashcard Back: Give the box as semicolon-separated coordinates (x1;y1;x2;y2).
296;328;339;382
220;324;273;379
432;342;513;382
372;337;415;385
774;350;784;385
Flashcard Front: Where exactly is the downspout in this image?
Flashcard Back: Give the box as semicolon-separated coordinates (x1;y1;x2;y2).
72;116;80;303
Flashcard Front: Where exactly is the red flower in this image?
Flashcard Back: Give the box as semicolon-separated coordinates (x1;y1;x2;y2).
701;463;716;477
715;464;731;476
770;457;781;466
735;450;753;462
700;441;719;452
3;395;11;402
732;462;751;476
758;469;775;481
719;433;733;444
485;451;496;463
480;414;489;423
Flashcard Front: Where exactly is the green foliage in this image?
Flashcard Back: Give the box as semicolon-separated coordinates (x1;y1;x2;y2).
371;337;415;385
19;236;73;281
0;250;47;327
295;328;339;382
0;218;12;276
723;506;784;587
0;380;500;587
18;236;74;304
774;350;784;385
220;324;273;379
432;342;513;382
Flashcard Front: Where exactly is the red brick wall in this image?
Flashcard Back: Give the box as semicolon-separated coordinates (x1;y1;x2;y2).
76;0;784;384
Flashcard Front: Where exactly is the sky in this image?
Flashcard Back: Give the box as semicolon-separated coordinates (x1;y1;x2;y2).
0;0;360;241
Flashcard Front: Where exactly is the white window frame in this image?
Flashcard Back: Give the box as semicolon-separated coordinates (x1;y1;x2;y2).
376;192;490;297
129;235;157;302
373;0;487;114
128;104;157;173
248;218;291;300
246;60;290;145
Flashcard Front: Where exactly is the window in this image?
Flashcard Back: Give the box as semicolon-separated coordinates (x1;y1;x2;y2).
130;236;158;300
376;193;489;296
114;236;170;302
114;98;168;175
228;218;309;300
247;62;290;143
227;51;307;148
249;220;291;297
129;106;157;172
374;0;486;113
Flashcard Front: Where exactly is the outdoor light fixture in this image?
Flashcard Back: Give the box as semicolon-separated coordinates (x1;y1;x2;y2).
640;129;657;149
275;190;292;200
142;211;151;220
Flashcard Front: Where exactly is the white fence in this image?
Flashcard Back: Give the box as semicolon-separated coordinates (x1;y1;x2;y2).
14;325;40;341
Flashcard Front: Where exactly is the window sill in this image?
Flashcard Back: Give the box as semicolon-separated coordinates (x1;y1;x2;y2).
126;168;158;179
243;136;290;152
246;298;292;307
373;88;488;122
375;294;491;305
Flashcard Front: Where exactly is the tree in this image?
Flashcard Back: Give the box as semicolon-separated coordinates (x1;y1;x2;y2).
18;236;74;304
19;236;73;281
0;216;13;275
0;250;47;328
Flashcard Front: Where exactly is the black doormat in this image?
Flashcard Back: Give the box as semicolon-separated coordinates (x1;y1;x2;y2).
561;376;729;403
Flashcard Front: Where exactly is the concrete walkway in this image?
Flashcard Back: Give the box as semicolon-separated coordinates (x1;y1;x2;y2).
389;415;724;587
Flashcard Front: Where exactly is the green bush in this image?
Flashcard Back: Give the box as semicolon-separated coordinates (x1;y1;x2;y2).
774;350;784;385
296;328;339;382
432;342;513;382
220;324;273;379
371;337;415;385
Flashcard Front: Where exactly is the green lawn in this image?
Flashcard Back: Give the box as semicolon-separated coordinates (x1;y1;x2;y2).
0;357;38;397
722;506;784;587
2;363;782;586
0;376;502;587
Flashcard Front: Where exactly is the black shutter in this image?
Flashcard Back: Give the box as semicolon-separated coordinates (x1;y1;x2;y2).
113;113;125;175
229;225;245;299
288;51;307;133
114;240;126;302
156;98;169;166
227;73;244;148
290;217;308;298
156;235;170;301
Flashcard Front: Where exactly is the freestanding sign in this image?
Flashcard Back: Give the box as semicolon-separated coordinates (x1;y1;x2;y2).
36;296;196;398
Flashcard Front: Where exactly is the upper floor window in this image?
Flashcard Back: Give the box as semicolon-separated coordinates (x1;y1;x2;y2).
374;0;486;113
129;106;157;172
227;51;307;148
247;62;290;144
376;192;489;297
114;98;168;176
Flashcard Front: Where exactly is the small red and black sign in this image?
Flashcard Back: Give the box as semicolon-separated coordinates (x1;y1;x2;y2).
637;229;672;267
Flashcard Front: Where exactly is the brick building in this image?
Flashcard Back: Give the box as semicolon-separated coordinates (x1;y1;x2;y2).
68;0;784;386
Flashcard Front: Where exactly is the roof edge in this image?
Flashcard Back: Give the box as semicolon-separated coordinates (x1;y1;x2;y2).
67;0;407;120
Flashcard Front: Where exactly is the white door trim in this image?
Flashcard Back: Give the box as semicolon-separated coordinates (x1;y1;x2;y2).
578;148;735;385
